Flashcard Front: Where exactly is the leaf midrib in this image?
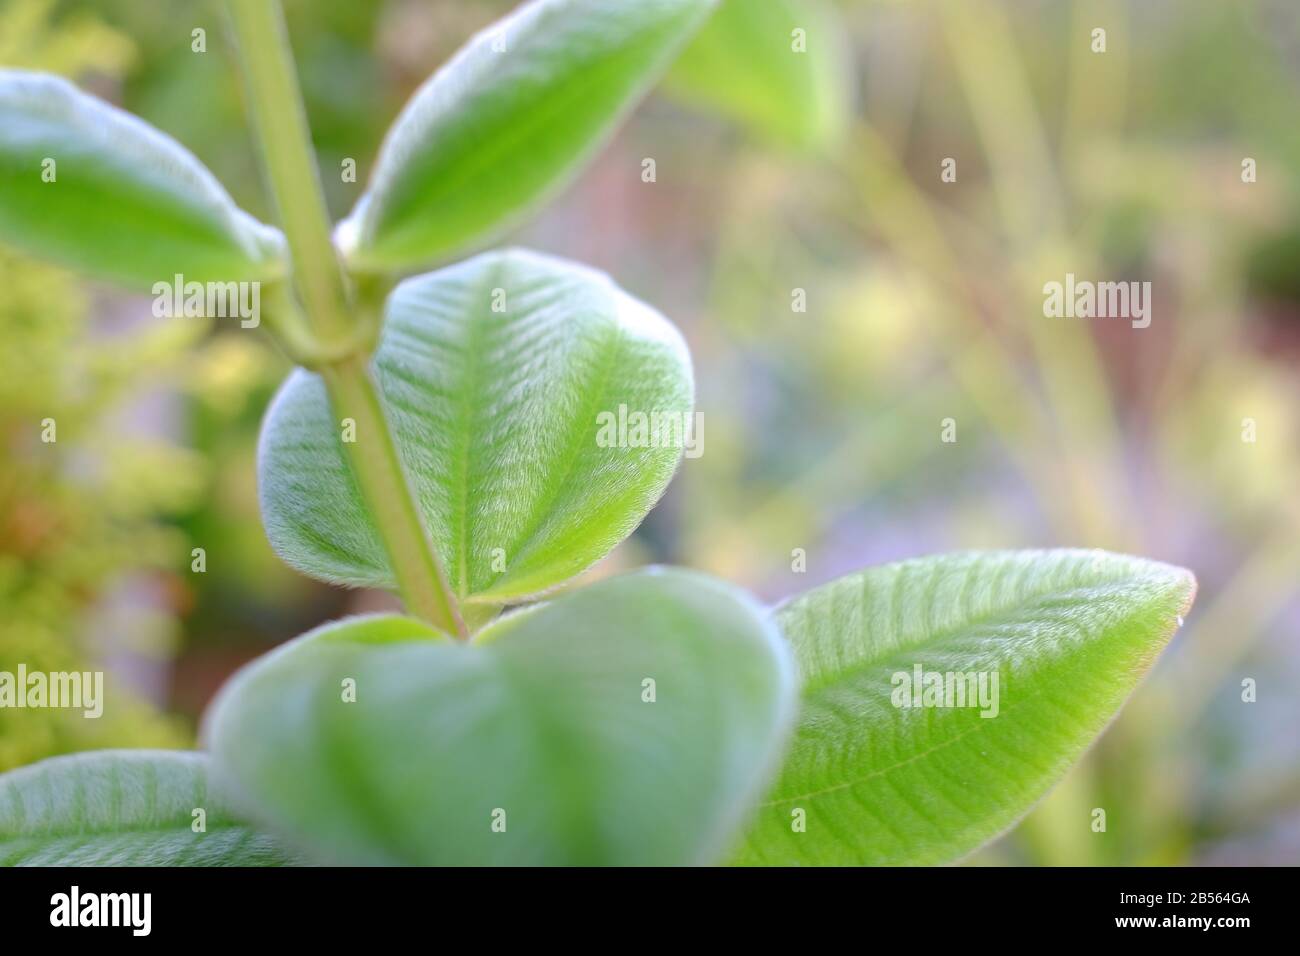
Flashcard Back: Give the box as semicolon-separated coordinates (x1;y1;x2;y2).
786;554;1040;697
453;259;500;598
494;293;625;585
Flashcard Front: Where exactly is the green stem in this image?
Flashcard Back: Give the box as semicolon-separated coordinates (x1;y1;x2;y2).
227;0;351;347
322;356;465;636
228;0;465;637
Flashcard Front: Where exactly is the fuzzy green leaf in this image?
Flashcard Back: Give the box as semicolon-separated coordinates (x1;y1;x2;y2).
205;569;796;866
337;0;717;273
734;550;1197;865
0;69;284;288
258;247;694;604
664;0;851;150
0;750;297;866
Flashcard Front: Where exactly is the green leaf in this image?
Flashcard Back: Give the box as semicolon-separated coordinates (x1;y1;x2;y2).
204;568;796;865
258;247;694;604
0;69;284;288
734;550;1197;865
337;0;718;273
0;749;298;866
664;0;851;151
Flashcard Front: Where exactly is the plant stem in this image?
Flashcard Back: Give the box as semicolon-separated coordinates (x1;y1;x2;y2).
228;0;465;637
227;0;352;349
322;356;465;636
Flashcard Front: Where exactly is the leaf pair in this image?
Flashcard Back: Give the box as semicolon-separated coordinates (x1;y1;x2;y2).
203;550;1191;865
0;0;722;286
0;0;851;301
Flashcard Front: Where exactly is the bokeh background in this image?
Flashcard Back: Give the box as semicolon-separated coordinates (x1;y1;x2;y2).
1;0;1297;865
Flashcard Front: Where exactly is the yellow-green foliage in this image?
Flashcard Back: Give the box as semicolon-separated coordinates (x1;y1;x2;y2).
0;0;192;770
0;244;204;769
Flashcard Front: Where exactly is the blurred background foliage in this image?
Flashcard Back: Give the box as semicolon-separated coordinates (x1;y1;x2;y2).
0;0;1296;864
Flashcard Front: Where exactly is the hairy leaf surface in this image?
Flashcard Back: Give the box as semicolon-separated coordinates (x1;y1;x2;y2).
206;569;796;865
0;750;296;866
735;550;1196;865
0;69;284;288
258;248;693;603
